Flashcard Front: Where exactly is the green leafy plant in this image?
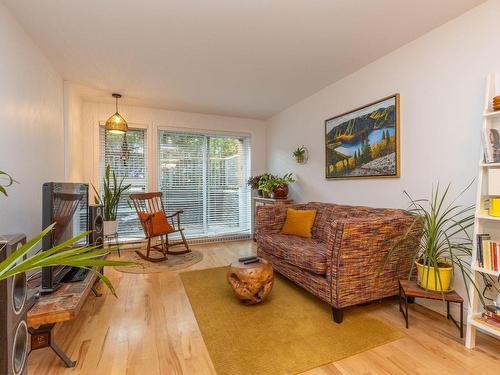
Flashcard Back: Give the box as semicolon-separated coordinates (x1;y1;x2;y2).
0;225;133;296
273;173;295;187
0;170;18;196
258;173;295;196
293;146;306;158
92;164;131;221
247;174;267;190
383;182;498;307
257;174;274;197
0;171;134;296
293;146;307;163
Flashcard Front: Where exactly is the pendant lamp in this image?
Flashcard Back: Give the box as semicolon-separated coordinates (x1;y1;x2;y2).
105;93;128;134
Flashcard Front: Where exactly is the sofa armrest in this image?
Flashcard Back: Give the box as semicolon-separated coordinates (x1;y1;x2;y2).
326;213;421;308
256;203;306;237
255;205;288;237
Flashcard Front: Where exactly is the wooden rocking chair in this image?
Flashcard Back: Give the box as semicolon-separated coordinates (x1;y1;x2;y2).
130;192;191;262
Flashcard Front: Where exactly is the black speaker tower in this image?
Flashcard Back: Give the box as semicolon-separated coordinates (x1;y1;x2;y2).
88;204;104;248
0;234;29;375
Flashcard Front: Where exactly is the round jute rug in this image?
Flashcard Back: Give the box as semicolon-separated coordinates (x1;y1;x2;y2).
113;249;203;274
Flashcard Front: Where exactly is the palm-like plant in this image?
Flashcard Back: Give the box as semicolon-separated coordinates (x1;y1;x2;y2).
384;182;498;307
92;164;131;221
0;225;132;296
0;170;134;296
0;170;17;196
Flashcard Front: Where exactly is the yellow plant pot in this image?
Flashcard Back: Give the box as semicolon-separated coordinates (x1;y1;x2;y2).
489;197;500;217
415;261;453;292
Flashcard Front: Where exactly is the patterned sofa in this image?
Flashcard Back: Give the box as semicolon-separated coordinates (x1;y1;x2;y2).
256;202;421;323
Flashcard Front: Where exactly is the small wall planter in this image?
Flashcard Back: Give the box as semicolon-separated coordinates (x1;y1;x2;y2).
293;146;308;164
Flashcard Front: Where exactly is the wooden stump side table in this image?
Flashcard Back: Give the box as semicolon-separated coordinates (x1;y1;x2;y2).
398;279;464;338
227;258;274;305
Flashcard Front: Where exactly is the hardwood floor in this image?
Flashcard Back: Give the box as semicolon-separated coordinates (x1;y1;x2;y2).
28;241;500;375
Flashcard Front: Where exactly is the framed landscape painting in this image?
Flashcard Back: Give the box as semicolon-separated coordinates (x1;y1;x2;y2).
325;94;400;179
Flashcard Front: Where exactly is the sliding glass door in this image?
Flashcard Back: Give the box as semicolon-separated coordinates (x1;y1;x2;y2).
158;130;251;238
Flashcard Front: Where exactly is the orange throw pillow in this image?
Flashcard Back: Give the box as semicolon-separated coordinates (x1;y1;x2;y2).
281;208;317;238
138;211;174;236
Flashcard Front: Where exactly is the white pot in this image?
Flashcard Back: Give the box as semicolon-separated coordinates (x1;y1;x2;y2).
103;220;118;236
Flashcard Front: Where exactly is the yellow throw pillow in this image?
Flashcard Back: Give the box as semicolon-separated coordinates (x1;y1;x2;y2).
281;208;317;238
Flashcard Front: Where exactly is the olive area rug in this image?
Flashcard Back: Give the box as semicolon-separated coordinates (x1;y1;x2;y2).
180;267;404;375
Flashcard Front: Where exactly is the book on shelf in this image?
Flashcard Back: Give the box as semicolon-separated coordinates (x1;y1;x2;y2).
476;312;500;330
475;234;499;271
482;128;500;163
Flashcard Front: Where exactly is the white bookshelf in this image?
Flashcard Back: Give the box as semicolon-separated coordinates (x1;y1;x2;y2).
465;73;500;349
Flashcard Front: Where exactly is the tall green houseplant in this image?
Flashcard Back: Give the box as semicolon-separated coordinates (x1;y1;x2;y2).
384;183;498;307
92;164;131;236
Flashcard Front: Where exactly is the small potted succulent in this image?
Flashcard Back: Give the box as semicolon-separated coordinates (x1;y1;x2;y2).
293;146;307;164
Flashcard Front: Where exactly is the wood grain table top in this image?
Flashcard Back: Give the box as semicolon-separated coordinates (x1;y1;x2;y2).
253;197;294;205
27;269;99;327
399;279;464;303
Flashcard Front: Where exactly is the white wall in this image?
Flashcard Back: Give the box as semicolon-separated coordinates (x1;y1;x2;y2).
82;101;267;190
267;0;500;313
267;0;500;208
0;2;64;238
63;82;85;182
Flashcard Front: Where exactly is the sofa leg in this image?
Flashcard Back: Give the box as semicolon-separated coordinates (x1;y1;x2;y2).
407;296;415;304
332;307;343;324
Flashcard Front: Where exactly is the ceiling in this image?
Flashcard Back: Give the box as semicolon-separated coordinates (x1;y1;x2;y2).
3;0;485;119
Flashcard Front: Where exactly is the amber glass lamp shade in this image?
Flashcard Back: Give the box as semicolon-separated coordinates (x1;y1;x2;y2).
105;93;128;134
105;112;128;134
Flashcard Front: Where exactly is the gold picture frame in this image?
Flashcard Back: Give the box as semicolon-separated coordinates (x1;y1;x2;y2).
325;94;400;179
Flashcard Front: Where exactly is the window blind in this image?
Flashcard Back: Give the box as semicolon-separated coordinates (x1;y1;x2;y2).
99;127;148;239
158;130;251;238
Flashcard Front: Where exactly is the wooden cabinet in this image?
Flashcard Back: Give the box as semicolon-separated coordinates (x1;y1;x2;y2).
252;196;294;240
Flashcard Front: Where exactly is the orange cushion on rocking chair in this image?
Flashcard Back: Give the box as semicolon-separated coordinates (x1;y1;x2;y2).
138;211;175;237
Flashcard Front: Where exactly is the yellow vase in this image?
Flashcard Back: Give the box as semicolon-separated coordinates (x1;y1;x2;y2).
415;261;453;292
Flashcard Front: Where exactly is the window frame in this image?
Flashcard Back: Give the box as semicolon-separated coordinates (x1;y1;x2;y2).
156;125;252;238
92;120;252;242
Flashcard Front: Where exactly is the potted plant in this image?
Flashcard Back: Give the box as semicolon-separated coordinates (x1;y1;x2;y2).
0;171;133;296
92;165;131;236
258;173;295;199
384;183;498;304
271;173;296;199
247;174;265;196
293;146;307;164
257;174;274;198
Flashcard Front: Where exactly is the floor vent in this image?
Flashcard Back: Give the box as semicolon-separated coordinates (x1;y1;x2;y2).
186;234;252;245
115;234;252;249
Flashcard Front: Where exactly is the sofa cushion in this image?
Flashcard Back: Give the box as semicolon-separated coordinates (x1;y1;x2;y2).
258;233;328;275
281;208;317;238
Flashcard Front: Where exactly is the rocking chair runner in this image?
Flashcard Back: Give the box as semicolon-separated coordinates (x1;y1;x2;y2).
130;192;191;262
